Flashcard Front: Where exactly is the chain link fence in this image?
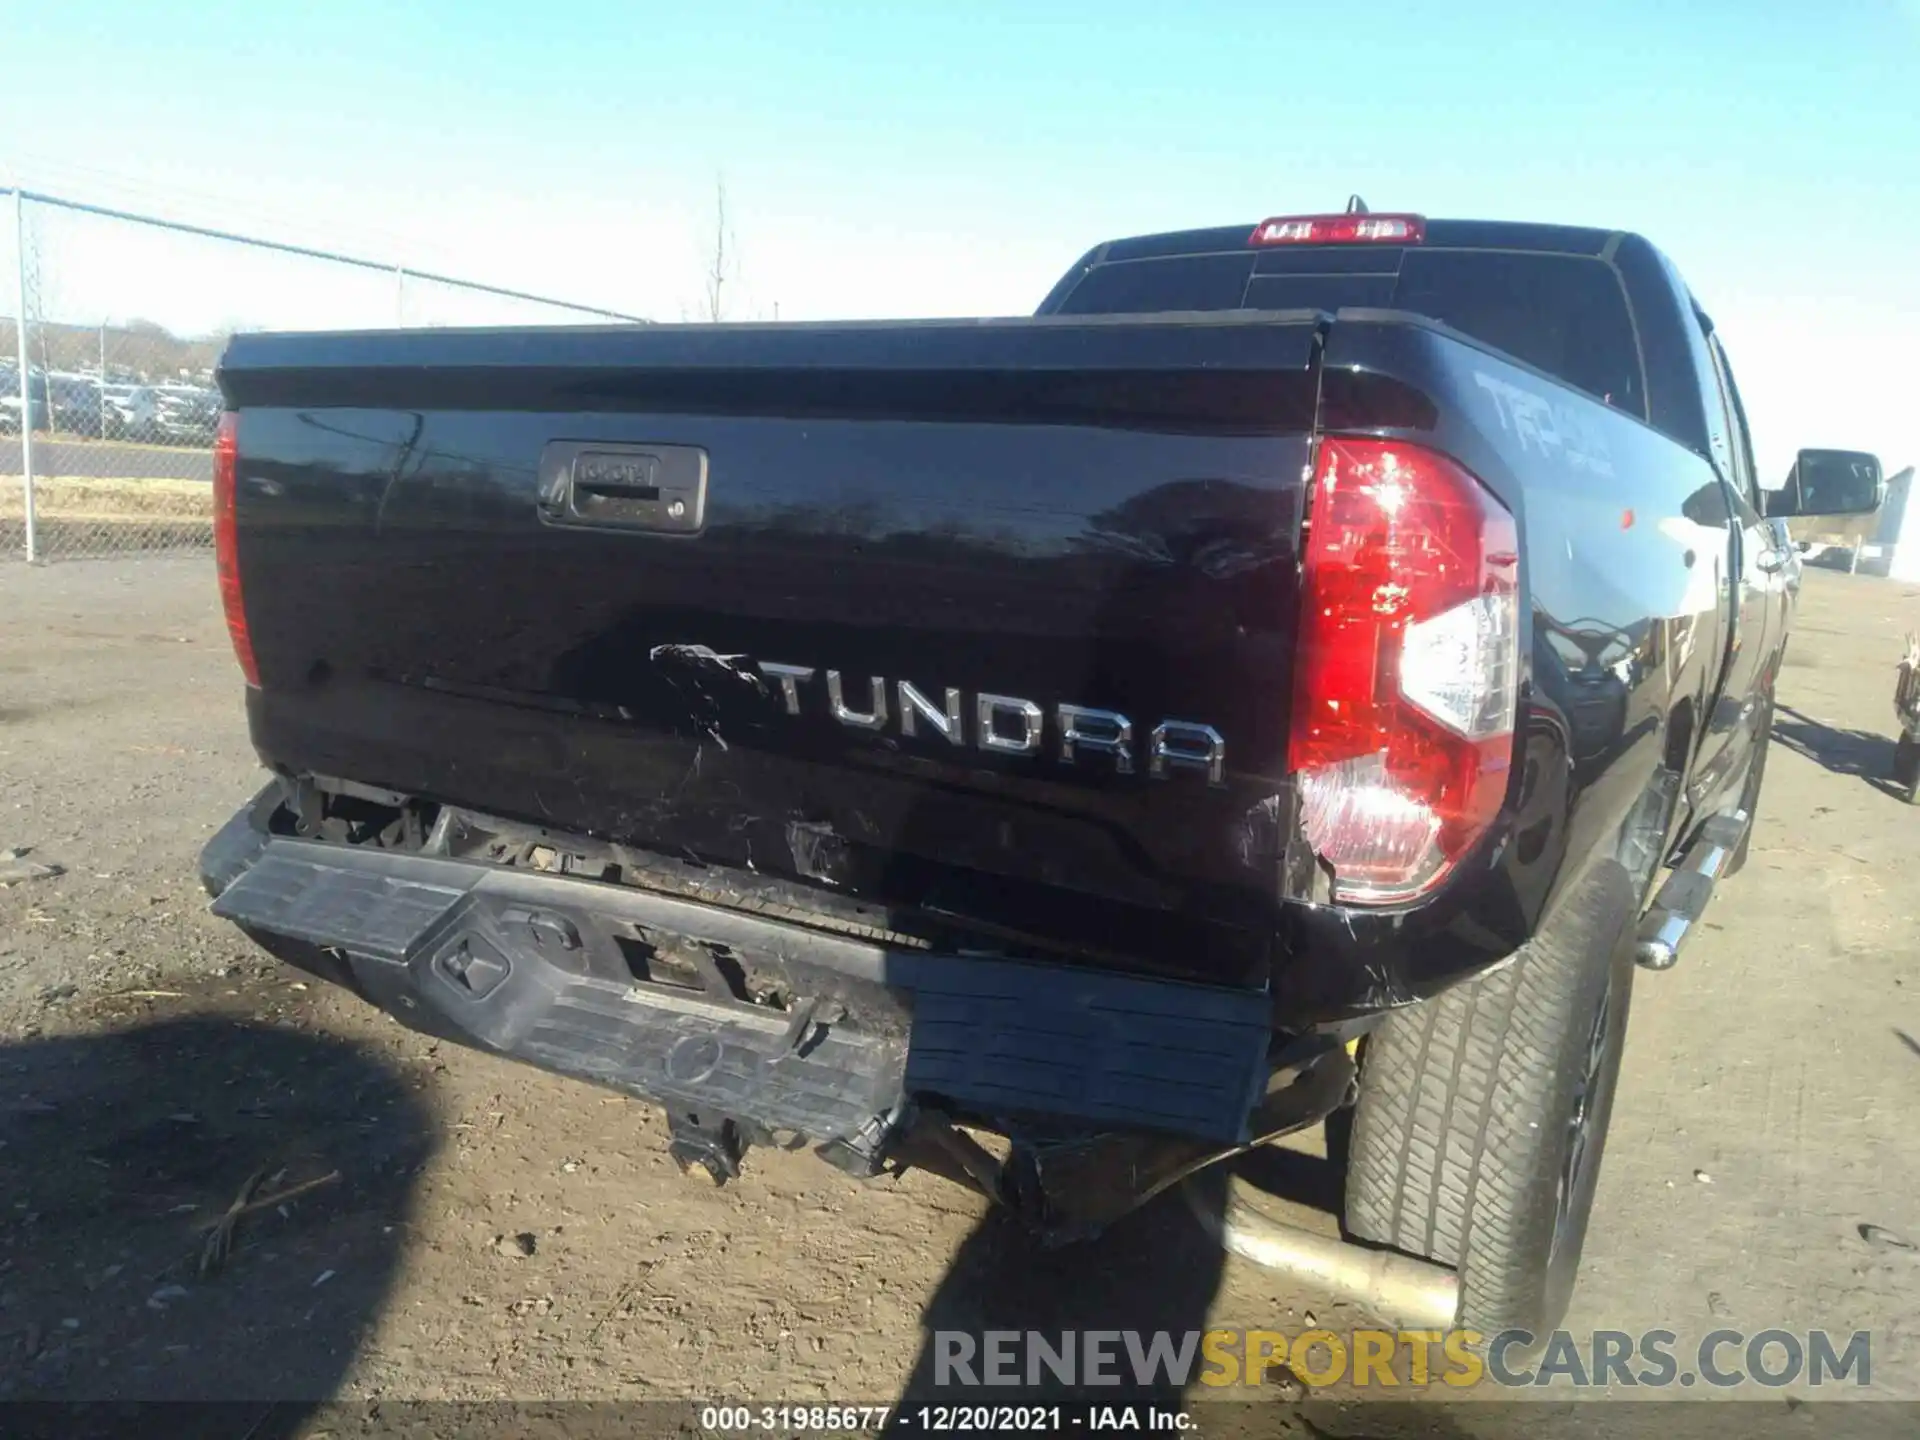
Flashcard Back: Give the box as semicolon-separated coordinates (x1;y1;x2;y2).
2;187;643;563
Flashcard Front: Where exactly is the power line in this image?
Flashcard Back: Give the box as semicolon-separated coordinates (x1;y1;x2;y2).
0;184;649;325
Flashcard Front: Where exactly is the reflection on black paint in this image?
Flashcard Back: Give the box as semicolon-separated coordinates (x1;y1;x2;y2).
1681;479;1733;528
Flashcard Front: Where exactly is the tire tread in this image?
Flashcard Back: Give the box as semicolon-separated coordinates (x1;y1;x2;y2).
1346;872;1631;1334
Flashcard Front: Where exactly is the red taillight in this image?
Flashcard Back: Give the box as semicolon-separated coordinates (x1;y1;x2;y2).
212;411;260;687
1289;438;1519;903
1250;214;1425;247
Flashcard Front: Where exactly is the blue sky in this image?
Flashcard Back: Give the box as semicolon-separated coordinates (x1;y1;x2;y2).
2;0;1915;476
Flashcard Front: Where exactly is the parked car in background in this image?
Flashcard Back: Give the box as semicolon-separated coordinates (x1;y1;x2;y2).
0;372;218;444
154;384;222;444
46;375;105;437
0;369;51;434
102;385;159;441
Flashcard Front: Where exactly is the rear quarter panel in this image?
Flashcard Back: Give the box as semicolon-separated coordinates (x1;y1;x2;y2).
1277;314;1727;1019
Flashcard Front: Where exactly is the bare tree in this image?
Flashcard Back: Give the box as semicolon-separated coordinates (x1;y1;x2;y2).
702;178;734;323
694;178;782;321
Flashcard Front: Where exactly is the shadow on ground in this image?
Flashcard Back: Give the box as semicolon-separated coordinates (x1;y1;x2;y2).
0;973;433;1433
879;1126;1511;1438
1769;705;1908;799
891;1169;1233;1411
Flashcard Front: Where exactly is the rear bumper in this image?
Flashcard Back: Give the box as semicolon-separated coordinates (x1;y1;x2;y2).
198;793;1275;1149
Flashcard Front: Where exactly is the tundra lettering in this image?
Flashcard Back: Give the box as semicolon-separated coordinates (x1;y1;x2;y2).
761;662;1225;781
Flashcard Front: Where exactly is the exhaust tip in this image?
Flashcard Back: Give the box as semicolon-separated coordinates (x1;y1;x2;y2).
1182;1179;1460;1332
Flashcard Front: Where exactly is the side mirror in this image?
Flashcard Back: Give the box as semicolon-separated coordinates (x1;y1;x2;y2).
1764;449;1884;518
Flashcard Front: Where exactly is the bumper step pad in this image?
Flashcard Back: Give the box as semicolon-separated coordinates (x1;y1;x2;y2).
210;837;1271;1145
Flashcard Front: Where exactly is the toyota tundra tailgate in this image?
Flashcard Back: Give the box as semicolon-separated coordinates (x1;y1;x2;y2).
218;315;1321;984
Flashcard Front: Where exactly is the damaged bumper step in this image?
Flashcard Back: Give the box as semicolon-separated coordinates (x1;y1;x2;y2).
207;833;1273;1145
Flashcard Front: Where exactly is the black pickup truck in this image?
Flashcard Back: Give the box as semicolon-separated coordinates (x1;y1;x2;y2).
200;208;1881;1338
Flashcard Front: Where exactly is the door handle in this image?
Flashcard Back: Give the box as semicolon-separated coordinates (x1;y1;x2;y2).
535;441;708;534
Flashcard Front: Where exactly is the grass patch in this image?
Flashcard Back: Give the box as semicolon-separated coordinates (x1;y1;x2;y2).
0;475;212;522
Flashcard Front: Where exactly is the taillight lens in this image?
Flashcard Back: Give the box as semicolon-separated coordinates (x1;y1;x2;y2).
212;411;260;687
1289;438;1519;903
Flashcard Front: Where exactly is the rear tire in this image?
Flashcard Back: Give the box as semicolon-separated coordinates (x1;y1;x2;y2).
1895;734;1920;805
1344;866;1636;1339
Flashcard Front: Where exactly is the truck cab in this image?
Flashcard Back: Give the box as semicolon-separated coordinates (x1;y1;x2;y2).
1039;213;1813;852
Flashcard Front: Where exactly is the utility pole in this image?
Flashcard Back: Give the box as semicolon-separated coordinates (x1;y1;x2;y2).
12;187;36;562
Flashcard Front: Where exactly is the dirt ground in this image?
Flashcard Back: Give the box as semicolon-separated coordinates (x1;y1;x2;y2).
3;556;1919;1427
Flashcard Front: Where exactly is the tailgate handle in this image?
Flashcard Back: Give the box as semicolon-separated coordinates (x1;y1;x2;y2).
576;476;661;501
536;441;708;535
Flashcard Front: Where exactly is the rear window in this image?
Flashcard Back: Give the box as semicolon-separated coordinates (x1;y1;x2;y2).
1052;246;1644;419
1393;251;1643;418
1053;253;1257;314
